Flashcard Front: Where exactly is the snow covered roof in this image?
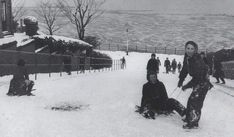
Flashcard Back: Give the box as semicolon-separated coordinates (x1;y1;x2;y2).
14;33;34;47
0;33;35;48
0;36;16;46
34;34;92;47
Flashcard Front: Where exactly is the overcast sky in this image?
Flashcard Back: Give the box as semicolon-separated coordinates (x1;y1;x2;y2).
22;0;234;14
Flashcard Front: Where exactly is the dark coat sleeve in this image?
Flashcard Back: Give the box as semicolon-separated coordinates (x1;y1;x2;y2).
179;56;188;82
141;84;148;107
159;82;168;100
146;60;150;70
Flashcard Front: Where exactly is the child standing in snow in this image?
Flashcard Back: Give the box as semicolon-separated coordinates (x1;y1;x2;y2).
178;41;211;129
121;57;126;69
7;59;34;96
146;53;159;80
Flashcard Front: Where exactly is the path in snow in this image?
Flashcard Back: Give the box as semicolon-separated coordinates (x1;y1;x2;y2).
0;51;234;137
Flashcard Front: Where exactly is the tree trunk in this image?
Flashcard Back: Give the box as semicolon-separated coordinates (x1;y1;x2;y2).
49;28;53;35
79;28;85;40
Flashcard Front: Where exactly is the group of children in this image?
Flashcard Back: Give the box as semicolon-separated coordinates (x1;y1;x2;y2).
138;41;213;129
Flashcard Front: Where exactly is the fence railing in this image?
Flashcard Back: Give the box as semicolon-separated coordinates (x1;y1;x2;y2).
96;44;209;55
0;49;124;80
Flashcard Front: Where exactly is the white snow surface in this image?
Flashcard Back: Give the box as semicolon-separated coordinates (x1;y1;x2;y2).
0;51;234;137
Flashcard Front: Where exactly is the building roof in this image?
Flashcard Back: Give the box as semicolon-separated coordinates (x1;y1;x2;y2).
34;34;93;47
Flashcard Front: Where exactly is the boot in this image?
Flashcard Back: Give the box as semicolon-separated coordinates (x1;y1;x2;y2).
208;82;214;90
183;123;198;129
215;78;220;83
221;78;225;84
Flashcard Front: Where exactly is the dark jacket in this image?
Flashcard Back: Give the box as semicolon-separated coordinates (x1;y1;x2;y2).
178;63;182;70
171;60;177;69
164;60;170;67
141;80;168;110
147;59;159;73
156;59;161;66
13;66;29;80
8;66;30;95
213;60;224;78
179;53;209;88
203;57;208;65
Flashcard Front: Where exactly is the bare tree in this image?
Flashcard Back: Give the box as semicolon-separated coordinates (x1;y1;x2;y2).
12;0;27;22
34;1;61;35
57;0;105;40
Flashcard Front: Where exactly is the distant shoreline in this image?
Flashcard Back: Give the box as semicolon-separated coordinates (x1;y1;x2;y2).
23;7;234;17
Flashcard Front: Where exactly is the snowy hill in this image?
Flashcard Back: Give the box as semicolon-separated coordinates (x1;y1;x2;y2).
0;51;234;137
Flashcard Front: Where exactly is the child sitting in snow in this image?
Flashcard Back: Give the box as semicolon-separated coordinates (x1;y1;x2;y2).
7;59;35;96
136;72;186;119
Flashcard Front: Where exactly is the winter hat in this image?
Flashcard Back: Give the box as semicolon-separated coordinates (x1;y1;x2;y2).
151;53;156;57
185;41;198;53
148;70;157;76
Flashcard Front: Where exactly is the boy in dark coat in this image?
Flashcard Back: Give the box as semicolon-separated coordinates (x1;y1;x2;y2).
156;57;161;66
171;59;177;74
164;58;170;73
138;72;186;119
7;59;34;96
121;57;126;69
178;62;182;73
146;53;159;80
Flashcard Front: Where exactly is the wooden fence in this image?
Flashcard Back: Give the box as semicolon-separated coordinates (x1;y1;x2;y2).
0;50;122;80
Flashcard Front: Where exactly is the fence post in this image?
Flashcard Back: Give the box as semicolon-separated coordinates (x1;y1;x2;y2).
49;54;51;77
155;47;157;53
118;45;120;51
109;43;111;50
175;48;177;54
77;56;79;74
145;46;147;52
89;57;91;73
34;52;37;80
60;54;63;77
165;47;167;54
136;45;138;52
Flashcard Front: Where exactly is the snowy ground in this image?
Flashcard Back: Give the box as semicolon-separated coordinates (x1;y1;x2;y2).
0;51;234;137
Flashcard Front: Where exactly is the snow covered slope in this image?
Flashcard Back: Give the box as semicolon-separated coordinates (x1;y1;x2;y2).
0;51;234;137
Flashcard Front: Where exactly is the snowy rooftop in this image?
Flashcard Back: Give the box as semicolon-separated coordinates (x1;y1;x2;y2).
0;35;16;46
1;33;93;49
34;34;93;47
14;33;34;47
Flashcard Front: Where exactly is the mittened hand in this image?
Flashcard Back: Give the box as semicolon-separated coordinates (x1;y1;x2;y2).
178;80;183;87
182;86;186;91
